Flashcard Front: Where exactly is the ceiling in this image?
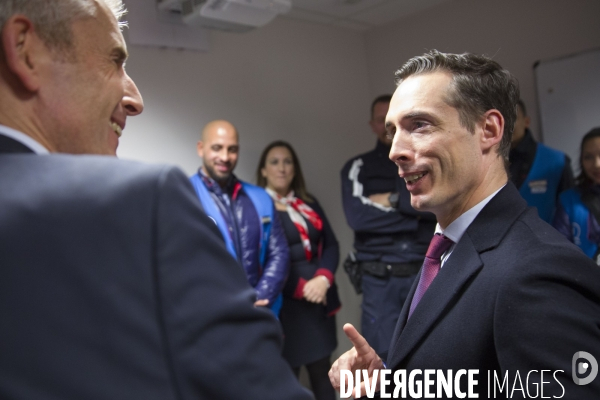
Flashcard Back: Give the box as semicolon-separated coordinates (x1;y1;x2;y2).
284;0;454;31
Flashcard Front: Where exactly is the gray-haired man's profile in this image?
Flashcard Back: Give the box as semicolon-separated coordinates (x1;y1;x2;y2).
0;1;312;399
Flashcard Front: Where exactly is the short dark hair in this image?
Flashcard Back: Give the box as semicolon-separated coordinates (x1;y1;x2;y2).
370;94;392;120
395;50;520;171
256;140;313;202
577;127;600;189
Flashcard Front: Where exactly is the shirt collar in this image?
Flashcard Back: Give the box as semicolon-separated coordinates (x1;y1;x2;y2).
0;124;49;154
436;184;506;243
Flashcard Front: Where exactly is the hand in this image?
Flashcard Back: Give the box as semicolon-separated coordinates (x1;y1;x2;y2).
254;299;269;307
329;324;384;398
368;192;392;207
303;276;329;304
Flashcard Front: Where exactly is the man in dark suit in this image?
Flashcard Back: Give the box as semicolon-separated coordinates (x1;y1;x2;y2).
0;1;312;399
329;50;600;398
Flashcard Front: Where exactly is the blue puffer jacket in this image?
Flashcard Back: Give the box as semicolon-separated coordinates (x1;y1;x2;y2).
193;170;289;305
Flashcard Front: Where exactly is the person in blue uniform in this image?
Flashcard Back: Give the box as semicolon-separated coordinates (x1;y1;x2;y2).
340;95;435;355
509;99;574;222
257;141;340;400
554;127;600;263
190;120;289;313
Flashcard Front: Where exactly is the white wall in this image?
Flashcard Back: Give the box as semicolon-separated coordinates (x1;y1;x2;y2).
364;0;600;142
118;16;374;355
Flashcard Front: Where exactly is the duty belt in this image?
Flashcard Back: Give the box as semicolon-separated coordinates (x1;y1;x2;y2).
360;260;422;278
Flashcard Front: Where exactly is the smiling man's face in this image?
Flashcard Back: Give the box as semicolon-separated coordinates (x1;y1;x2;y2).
40;0;143;155
198;120;240;184
387;71;487;226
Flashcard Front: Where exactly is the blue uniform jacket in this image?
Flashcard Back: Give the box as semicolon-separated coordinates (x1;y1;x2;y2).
191;170;289;305
554;186;600;260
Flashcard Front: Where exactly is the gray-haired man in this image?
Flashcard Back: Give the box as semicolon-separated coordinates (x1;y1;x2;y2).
0;1;312;399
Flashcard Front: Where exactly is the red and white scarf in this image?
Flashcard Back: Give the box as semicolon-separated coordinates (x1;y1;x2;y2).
267;188;323;261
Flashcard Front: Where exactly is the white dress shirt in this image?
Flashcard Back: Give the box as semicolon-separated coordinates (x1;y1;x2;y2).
437;185;506;267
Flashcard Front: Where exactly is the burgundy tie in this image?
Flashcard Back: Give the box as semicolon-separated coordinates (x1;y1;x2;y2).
408;234;454;318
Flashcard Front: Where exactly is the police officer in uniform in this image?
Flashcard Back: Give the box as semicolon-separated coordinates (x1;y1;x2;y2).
340;95;435;354
509;100;574;222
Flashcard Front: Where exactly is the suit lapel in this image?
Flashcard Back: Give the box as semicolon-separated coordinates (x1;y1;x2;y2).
387;268;420;359
0;134;35;154
386;235;483;368
386;183;528;369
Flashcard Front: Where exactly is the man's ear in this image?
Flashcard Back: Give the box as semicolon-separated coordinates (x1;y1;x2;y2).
197;141;204;158
480;109;504;152
1;15;45;92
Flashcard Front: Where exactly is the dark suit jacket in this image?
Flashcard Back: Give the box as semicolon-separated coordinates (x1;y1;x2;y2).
0;136;313;400
386;183;600;398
